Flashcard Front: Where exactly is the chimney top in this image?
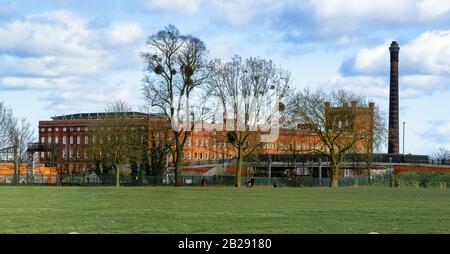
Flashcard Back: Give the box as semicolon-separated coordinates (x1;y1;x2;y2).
390;41;400;50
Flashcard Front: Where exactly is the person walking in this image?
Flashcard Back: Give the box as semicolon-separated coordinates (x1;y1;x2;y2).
250;177;255;188
201;177;207;187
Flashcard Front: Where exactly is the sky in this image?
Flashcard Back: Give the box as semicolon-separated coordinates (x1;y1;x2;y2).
0;0;449;155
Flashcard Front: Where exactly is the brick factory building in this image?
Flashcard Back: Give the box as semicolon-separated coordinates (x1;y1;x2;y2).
37;101;375;176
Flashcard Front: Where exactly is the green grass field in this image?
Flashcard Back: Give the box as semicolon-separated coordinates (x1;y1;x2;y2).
0;186;449;233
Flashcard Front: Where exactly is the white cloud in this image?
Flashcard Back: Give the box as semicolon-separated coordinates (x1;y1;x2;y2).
416;0;450;21
336;29;450;98
403;30;450;75
310;0;416;22
106;22;144;46
0;77;68;90
330;74;389;99
423;120;450;143
344;30;450;76
353;42;390;75
142;0;204;15
206;0;285;25
0;10;145;114
0;10;101;57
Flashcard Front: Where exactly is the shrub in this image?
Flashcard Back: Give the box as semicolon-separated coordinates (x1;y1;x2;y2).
395;171;450;187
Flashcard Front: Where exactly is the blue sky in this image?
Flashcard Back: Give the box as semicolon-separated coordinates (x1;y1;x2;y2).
0;0;450;155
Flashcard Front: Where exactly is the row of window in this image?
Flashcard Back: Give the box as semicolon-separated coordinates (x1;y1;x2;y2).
40;135;145;145
40;126;146;132
183;152;233;160
41;135;88;145
263;143;322;150
187;138;233;148
41;150;86;159
42;151;233;161
40;127;88;132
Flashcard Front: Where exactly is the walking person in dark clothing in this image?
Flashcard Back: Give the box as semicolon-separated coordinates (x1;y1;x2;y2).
201;177;207;187
250;177;255;188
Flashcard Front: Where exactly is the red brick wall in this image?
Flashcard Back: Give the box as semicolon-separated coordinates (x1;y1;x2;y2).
394;164;450;175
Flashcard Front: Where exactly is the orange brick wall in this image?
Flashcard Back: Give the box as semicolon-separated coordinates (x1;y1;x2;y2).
394;164;450;175
0;163;57;176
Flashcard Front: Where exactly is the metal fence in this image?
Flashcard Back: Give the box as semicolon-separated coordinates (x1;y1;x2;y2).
0;172;448;188
0;173;387;187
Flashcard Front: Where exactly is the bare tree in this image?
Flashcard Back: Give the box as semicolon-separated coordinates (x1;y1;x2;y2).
362;105;387;180
286;88;385;187
141;25;210;186
0;102;10;148
0;105;34;184
89;101;146;187
209;56;291;187
430;148;450;164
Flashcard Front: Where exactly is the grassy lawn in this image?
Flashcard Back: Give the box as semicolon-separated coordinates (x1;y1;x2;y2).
0;186;448;233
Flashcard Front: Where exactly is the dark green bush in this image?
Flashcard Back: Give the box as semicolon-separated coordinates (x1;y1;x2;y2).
395;171;450;187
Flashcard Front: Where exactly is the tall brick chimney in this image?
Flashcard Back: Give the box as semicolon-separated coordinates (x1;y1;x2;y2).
388;41;400;154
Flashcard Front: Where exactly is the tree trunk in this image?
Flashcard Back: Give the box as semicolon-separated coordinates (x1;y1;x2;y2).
13;144;20;185
115;165;120;187
137;162;143;185
330;161;340;187
366;160;372;184
175;148;183;186
235;149;243;188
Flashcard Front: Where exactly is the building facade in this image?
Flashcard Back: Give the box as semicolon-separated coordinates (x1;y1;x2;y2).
38;101;374;175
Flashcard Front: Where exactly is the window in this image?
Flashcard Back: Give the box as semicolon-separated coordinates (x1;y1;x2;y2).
55;128;59;132
200;139;203;146
40;128;44;132
200;153;203;160
84;151;88;158
194;153;198;159
188;153;192;160
77;127;81;131
77;136;80;145
85;127;88;131
70;128;74;131
84;136;88;144
187;138;191;145
205;139;209;147
62;150;67;158
76;150;80;158
205;153;209;160
41;137;45;143
69;136;73;144
48;128;52;132
63;127;66;131
69;150;73;158
48;137;52;143
93;136;96;144
212;153;215;160
40;152;44;158
195;139;198;146
55;137;59;144
63;136;67;144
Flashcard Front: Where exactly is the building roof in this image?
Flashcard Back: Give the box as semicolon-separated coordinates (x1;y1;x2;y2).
51;112;165;121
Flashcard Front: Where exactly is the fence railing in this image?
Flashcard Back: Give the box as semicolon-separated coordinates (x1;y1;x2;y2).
0;173;388;187
0;172;448;188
